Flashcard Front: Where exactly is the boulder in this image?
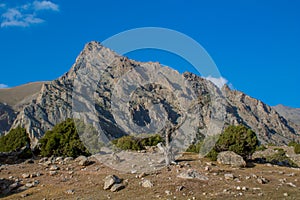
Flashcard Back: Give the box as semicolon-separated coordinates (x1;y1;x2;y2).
217;151;246;167
141;179;154;188
76;156;90;166
103;175;121;190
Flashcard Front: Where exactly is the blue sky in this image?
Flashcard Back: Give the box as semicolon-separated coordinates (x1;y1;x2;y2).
0;0;299;108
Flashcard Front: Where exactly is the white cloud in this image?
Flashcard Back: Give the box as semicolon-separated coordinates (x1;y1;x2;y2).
0;1;59;28
0;3;6;8
205;76;228;89
33;1;59;11
0;84;8;88
1;8;44;27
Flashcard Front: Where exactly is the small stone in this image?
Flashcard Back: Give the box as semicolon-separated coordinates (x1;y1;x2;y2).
286;182;296;187
65;189;75;194
55;157;63;162
286;173;295;177
49;171;57;176
224;173;234;180
35;172;42;177
64;157;74;163
165;190;172;195
236;186;241;190
50;165;59;171
44;160;52;166
21;193;30;198
176;185;184;191
33;180;40;186
103;175;121;190
257;177;269;184
22;173;30;179
283;193;288;197
25;183;34;188
204;166;210;171
110;183;125;192
245;176;251;180
24;159;34;164
78;157;90;166
39;157;48;163
242;186;247;191
177;169;208;181
141;179;154;188
137;172;147;178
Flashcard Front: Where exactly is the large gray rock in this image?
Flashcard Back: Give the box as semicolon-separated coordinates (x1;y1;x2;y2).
217;151;246;167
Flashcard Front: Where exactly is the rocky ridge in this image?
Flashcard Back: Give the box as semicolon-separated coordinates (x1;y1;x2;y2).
0;41;299;147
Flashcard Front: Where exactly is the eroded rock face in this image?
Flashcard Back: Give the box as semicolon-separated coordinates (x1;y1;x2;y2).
0;41;299;148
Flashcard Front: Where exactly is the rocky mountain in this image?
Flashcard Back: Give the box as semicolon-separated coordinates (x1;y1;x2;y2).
273;104;300;126
0;41;299;148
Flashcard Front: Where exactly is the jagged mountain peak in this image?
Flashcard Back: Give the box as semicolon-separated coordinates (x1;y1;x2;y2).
0;42;299;148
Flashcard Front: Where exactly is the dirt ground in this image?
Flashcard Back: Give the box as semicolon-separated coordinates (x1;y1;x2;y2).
1;152;300;200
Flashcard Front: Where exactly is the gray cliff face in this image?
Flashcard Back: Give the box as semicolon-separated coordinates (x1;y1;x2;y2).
1;41;299;147
222;87;299;144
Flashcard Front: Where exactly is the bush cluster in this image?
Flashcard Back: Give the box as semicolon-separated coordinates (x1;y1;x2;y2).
0;126;30;152
288;141;300;154
206;125;259;161
265;148;298;167
39;119;90;157
294;144;300;154
186;141;202;153
112;134;163;151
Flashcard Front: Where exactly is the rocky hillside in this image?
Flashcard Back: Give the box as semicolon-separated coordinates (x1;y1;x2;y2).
0;41;299;148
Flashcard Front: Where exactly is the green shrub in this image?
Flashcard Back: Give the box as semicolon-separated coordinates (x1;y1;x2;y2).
140;134;163;147
288;141;298;147
256;144;267;151
112;134;163;151
265;149;298;167
186;141;202;153
0;126;30;152
205;149;218;161
206;125;259;160
39;119;90;157
294;144;300;154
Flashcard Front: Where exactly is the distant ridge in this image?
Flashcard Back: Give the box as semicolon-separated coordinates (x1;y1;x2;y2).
273;104;300;125
0;82;47;107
